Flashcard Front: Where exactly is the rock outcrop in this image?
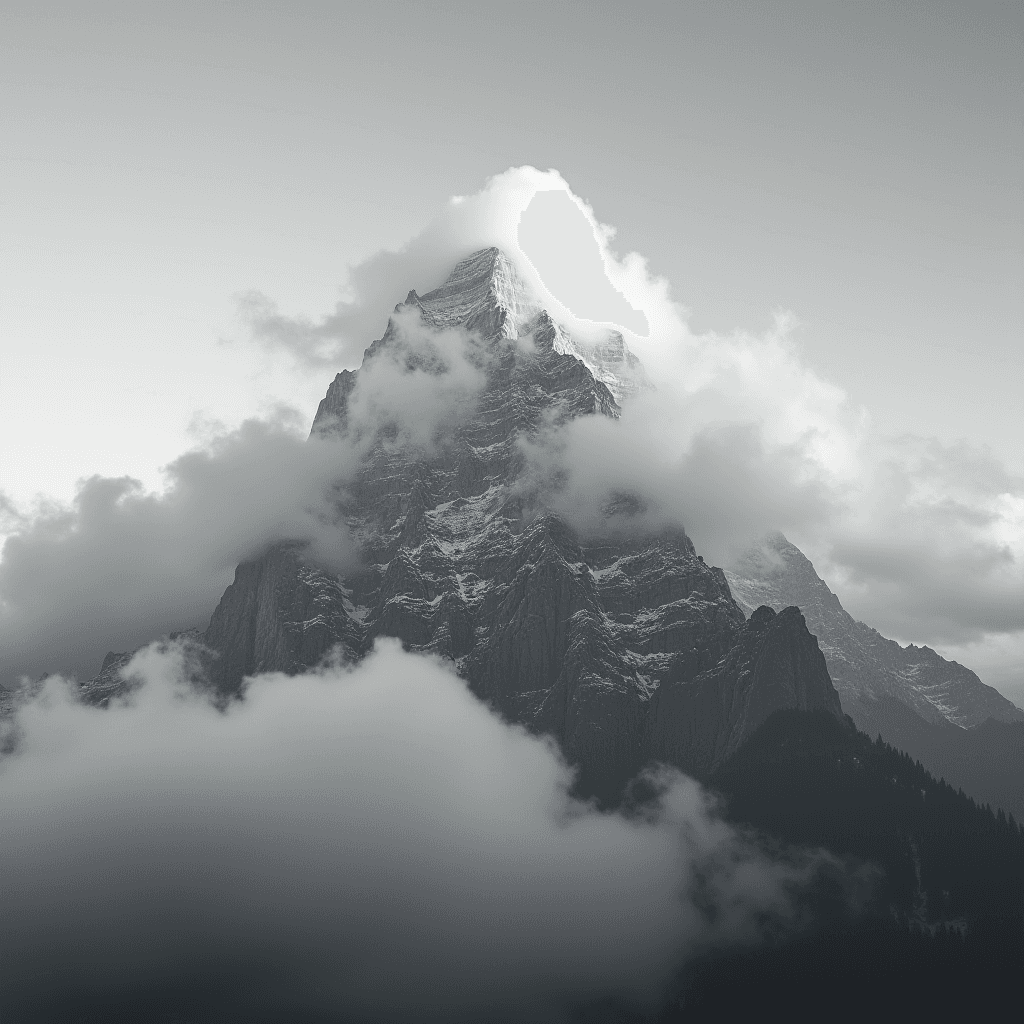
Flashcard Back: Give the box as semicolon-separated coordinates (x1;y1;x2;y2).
648;605;843;778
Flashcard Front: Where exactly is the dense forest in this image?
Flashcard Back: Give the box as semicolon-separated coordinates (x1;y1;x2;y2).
653;710;1024;1018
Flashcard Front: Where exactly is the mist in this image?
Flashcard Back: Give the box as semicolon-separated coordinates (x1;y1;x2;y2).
0;306;503;690
1;638;815;1022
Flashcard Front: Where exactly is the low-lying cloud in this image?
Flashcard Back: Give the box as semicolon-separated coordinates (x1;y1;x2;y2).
1;639;811;1022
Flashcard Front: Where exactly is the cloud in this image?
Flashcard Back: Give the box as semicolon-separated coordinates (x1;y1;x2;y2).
517;376;842;568
235;165;667;372
0;412;360;688
0;639;814;1022
0;305;516;692
521;317;1024;647
342;307;493;450
0;491;26;534
236;289;349;370
502;184;1024;652
7;161;1023;682
820;436;1024;644
518;188;649;335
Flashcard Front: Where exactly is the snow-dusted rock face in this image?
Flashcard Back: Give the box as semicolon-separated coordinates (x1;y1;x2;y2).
87;249;842;794
725;533;1024;734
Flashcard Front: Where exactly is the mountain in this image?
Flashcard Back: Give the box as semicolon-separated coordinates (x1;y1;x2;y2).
24;245;1024;1017
82;247;841;798
726;532;1024;817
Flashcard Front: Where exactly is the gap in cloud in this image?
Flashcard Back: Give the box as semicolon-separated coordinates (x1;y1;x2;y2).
518;189;648;336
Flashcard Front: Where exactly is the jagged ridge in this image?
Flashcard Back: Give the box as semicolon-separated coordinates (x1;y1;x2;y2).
726;533;1023;731
85;249;843;796
726;532;1024;817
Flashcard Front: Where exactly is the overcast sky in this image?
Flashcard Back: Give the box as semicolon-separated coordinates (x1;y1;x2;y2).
2;1;1021;692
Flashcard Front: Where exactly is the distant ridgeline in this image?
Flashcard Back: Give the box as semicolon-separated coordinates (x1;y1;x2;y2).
727;532;1024;822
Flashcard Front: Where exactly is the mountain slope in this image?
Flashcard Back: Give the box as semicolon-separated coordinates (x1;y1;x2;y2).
725;532;1024;817
664;707;1024;1020
726;533;1022;731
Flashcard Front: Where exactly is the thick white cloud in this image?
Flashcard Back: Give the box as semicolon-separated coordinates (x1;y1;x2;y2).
237;165;663;370
0;639;811;1022
0;412;359;687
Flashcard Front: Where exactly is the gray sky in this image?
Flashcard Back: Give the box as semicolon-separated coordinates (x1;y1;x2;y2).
1;1;1021;691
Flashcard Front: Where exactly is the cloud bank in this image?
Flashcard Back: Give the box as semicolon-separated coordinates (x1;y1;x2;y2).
0;639;809;1022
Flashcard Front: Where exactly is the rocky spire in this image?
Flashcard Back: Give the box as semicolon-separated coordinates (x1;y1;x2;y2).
416;246;539;340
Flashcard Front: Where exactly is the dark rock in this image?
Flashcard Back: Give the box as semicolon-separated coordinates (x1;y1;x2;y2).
203;544;366;694
648;605;843;778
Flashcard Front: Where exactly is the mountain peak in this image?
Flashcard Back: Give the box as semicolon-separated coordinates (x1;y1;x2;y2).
416;246;538;340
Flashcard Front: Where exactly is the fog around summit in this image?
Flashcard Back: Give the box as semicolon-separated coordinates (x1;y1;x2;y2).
1;165;1021;693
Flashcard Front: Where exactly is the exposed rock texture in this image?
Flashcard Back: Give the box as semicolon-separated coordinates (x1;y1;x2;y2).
649;606;843;777
203;547;363;694
82;248;842;793
725;533;1024;733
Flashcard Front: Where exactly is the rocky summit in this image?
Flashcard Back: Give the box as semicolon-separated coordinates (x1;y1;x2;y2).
83;247;842;795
